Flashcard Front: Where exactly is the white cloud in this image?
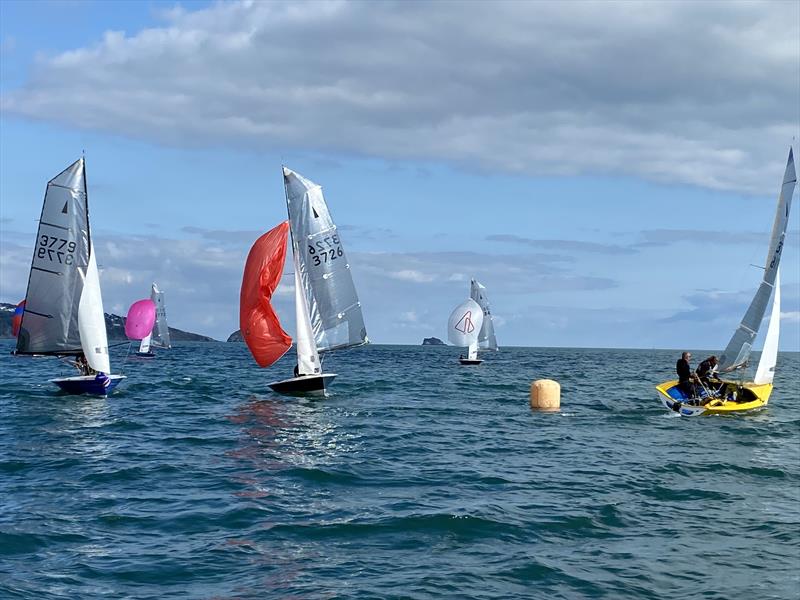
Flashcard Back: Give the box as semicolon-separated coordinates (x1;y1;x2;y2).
781;311;800;323
2;1;798;194
389;269;436;283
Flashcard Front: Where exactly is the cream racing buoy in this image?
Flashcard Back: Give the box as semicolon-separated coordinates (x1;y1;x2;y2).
530;379;560;411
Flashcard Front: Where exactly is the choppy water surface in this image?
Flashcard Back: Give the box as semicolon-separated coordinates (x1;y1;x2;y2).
1;341;798;599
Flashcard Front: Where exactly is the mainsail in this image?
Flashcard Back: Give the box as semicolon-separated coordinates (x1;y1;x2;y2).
240;221;293;367
719;148;796;371
470;279;498;351
142;283;171;350
16;159;91;357
283;167;368;353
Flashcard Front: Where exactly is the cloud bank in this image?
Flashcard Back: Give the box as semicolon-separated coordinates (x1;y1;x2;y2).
2;0;798;194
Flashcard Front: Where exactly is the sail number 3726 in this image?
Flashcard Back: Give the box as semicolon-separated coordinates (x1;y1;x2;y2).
308;235;343;266
38;234;76;265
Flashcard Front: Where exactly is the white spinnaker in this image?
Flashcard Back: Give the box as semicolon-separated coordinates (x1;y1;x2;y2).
754;269;781;385
77;242;110;373
293;246;321;375
448;298;484;348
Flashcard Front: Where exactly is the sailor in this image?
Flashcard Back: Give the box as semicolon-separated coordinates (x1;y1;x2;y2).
696;355;719;387
72;353;96;376
676;351;697;398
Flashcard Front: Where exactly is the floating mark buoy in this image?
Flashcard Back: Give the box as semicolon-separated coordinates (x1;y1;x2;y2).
530;379;560;411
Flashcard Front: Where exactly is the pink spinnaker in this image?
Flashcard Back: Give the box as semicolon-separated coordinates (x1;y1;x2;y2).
125;299;156;340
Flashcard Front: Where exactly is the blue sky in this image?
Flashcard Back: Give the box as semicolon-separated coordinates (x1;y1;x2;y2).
1;0;799;352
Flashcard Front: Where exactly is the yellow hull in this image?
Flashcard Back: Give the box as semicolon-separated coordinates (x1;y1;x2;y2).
655;379;772;415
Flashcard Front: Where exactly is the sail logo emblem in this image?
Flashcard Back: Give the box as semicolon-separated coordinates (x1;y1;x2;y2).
454;310;475;334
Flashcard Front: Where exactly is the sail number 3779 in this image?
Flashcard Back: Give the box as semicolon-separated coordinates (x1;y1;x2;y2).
38;234;76;265
308;235;343;267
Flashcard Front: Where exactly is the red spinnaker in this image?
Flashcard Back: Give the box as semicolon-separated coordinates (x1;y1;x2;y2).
240;221;292;367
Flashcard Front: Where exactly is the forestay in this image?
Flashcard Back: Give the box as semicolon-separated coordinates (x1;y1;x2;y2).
16;159;91;357
283;167;368;353
470;279;498;351
719;148;796;372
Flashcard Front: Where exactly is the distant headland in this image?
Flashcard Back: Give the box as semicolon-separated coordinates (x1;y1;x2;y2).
0;303;216;342
422;337;446;346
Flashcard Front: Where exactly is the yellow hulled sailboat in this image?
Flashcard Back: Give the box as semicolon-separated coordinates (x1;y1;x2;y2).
657;148;796;416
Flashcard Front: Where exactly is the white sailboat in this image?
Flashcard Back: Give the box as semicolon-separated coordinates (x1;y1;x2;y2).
657;147;796;415
15;158;125;396
448;297;484;365
239;167;368;396
470;279;499;355
271;167;368;395
136;283;171;357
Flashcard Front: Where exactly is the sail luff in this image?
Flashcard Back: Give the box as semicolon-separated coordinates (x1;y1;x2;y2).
754;269;780;385
719;148;796;371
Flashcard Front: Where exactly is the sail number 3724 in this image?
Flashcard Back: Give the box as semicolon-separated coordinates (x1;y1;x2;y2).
308;235;343;266
38;234;76;265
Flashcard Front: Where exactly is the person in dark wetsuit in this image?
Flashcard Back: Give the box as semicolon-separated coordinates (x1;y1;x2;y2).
696;355;719;389
676;351;697;398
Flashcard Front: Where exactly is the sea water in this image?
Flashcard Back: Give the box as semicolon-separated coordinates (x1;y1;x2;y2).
1;341;798;599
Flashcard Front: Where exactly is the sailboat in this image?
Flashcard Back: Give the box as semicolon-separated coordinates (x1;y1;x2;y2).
656;148;796;416
448;297;484;365
14;158;125;396
136;283;171;357
239;167;368;396
471;279;499;356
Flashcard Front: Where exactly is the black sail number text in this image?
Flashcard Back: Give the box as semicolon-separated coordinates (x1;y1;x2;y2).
37;234;76;265
308;234;343;267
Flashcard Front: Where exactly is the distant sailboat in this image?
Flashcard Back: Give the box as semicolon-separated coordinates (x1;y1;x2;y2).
15;158;125;396
239;167;368;396
448;297;484;365
137;283;171;357
656;148;796;415
470;279;499;354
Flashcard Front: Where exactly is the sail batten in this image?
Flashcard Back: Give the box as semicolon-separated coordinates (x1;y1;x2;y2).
719;148;796;372
283;167;368;353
